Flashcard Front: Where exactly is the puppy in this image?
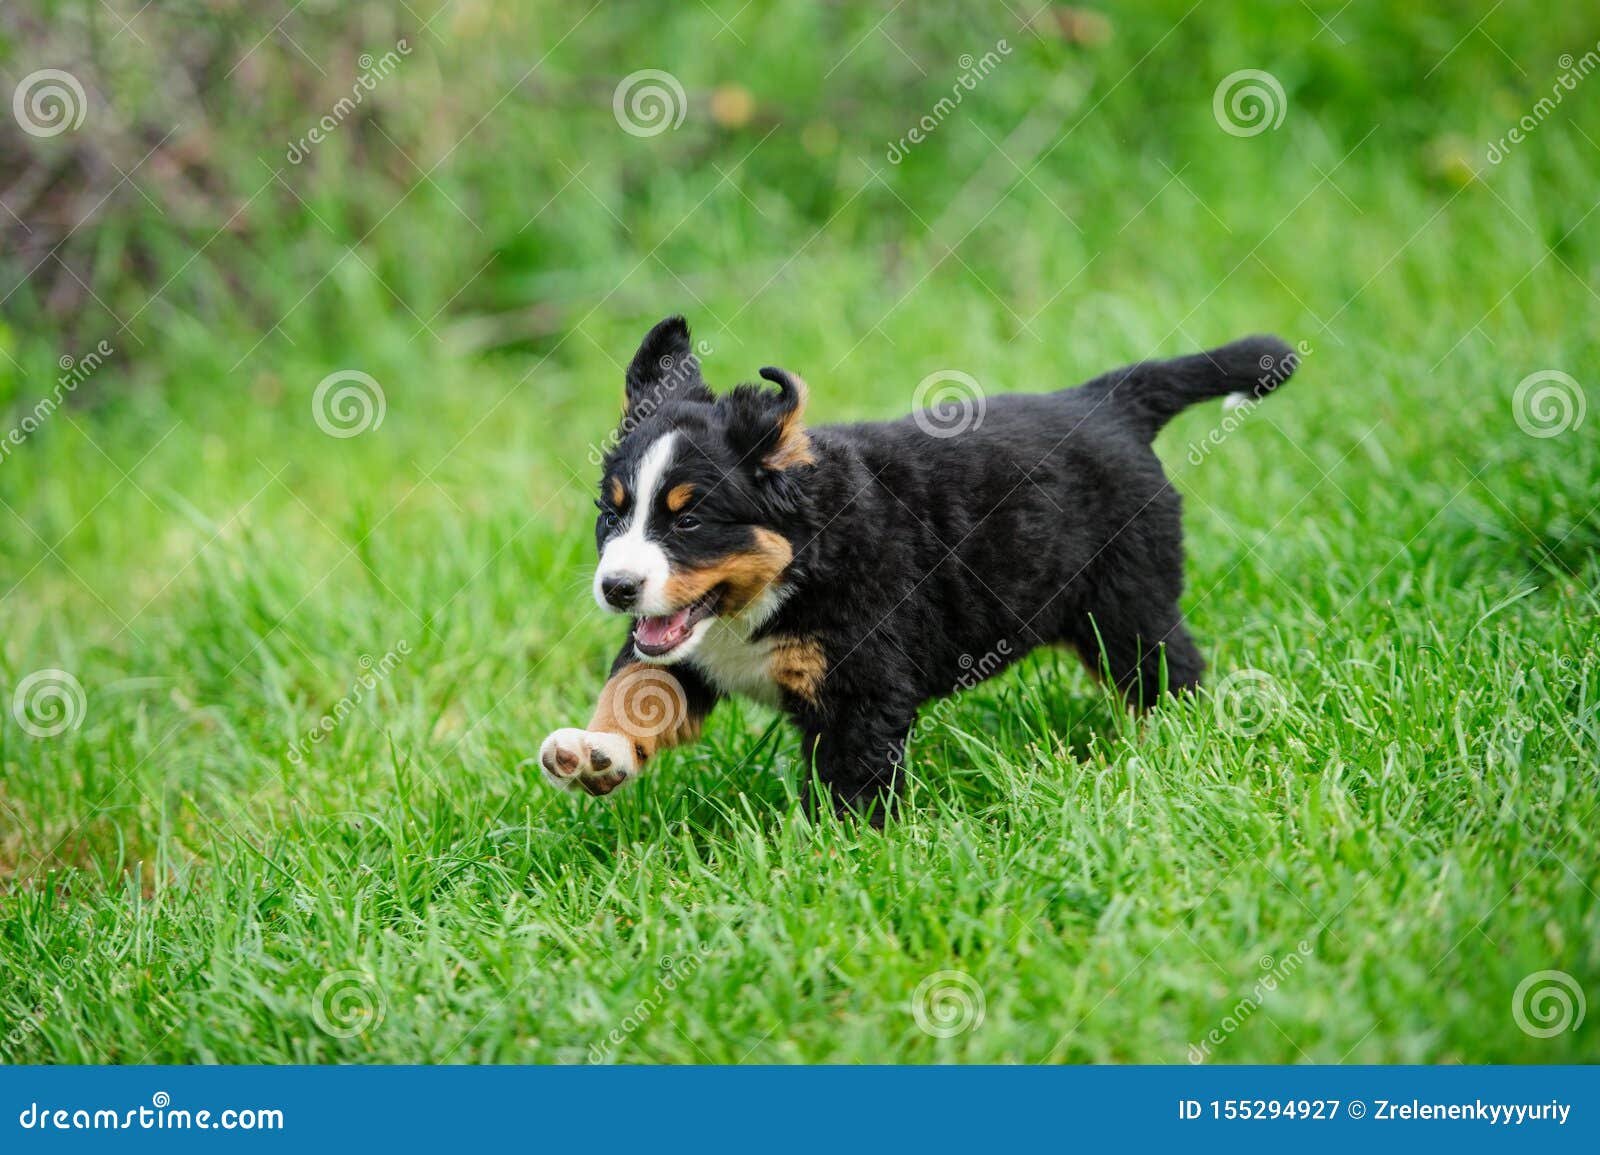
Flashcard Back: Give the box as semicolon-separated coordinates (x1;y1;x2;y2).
539;317;1297;821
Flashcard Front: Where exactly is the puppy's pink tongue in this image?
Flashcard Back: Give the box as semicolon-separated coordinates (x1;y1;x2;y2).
636;607;691;648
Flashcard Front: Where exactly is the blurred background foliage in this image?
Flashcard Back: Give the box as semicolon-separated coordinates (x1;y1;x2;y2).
1;0;1594;393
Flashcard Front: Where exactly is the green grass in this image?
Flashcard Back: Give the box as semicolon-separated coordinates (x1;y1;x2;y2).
1;1;1598;1063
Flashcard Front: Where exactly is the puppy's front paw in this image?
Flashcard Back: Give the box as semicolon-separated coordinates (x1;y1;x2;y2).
537;728;636;796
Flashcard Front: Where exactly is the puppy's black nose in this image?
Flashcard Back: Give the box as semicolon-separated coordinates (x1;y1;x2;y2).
601;574;641;610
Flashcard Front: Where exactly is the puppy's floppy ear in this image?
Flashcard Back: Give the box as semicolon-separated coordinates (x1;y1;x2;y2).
624;315;713;417
722;365;815;473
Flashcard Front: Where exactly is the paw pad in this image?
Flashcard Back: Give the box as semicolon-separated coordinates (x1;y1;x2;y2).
536;728;634;796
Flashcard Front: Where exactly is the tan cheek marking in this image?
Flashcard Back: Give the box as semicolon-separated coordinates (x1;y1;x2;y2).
666;483;696;512
587;663;702;763
662;528;794;613
769;637;827;704
609;477;626;508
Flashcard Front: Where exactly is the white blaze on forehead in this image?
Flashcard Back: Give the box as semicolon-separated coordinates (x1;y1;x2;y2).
629;431;678;516
594;432;677;614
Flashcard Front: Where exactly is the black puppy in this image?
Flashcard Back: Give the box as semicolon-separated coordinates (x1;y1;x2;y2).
540;317;1297;820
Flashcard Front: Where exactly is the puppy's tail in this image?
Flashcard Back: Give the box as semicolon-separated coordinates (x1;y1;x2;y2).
1089;335;1299;439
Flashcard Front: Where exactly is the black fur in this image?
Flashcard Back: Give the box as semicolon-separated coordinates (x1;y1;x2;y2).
584;317;1299;822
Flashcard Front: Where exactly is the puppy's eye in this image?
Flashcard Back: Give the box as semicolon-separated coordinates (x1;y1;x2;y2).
674;514;701;532
595;504;620;530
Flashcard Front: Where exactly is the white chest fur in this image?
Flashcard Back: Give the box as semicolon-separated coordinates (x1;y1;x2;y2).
689;618;782;707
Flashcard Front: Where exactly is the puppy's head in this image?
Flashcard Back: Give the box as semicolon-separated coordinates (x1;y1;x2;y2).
592;316;814;664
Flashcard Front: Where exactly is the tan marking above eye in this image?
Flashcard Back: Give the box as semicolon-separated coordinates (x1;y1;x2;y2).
666;483;696;512
663;527;794;614
609;477;627;508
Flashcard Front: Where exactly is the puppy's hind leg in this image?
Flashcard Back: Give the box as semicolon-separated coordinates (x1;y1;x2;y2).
1070;604;1204;712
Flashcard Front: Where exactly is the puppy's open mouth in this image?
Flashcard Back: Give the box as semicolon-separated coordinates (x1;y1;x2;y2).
633;588;721;657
